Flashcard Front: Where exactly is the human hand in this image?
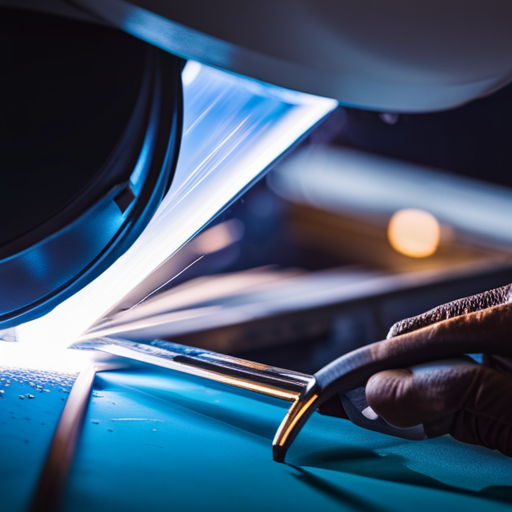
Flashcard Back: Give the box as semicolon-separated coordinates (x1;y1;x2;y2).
365;285;512;457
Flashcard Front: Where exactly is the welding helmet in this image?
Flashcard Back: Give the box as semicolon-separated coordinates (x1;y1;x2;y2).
0;6;182;329
1;0;512;330
72;0;512;113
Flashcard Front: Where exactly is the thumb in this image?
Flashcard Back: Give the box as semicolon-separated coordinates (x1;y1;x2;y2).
365;365;512;457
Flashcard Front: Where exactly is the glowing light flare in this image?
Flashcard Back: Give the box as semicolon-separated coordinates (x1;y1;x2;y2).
387;209;441;258
8;61;336;353
0;341;90;375
182;60;202;86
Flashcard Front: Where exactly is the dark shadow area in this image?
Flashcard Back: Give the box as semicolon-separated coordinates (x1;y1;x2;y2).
286;462;382;511
292;447;512;505
0;8;147;246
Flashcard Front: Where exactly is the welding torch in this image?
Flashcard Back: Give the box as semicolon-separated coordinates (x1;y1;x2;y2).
68;283;512;463
32;283;512;511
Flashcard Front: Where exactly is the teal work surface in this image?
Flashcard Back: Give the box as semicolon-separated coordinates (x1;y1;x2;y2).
60;368;512;512
0;366;74;512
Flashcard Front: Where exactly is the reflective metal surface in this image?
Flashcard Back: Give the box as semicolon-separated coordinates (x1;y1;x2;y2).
74;337;314;402
73;337;323;463
272;381;320;463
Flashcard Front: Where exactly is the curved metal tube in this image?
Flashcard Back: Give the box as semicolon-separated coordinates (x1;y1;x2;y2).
272;300;512;461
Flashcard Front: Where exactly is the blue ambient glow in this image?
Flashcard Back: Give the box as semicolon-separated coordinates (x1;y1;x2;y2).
129;73;161;195
10;61;336;351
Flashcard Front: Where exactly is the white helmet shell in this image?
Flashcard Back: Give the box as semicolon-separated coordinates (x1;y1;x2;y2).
8;0;512;111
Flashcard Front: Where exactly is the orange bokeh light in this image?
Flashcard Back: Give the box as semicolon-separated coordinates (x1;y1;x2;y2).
388;209;440;258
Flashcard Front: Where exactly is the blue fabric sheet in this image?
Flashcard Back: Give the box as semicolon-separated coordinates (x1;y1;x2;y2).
58;369;512;512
